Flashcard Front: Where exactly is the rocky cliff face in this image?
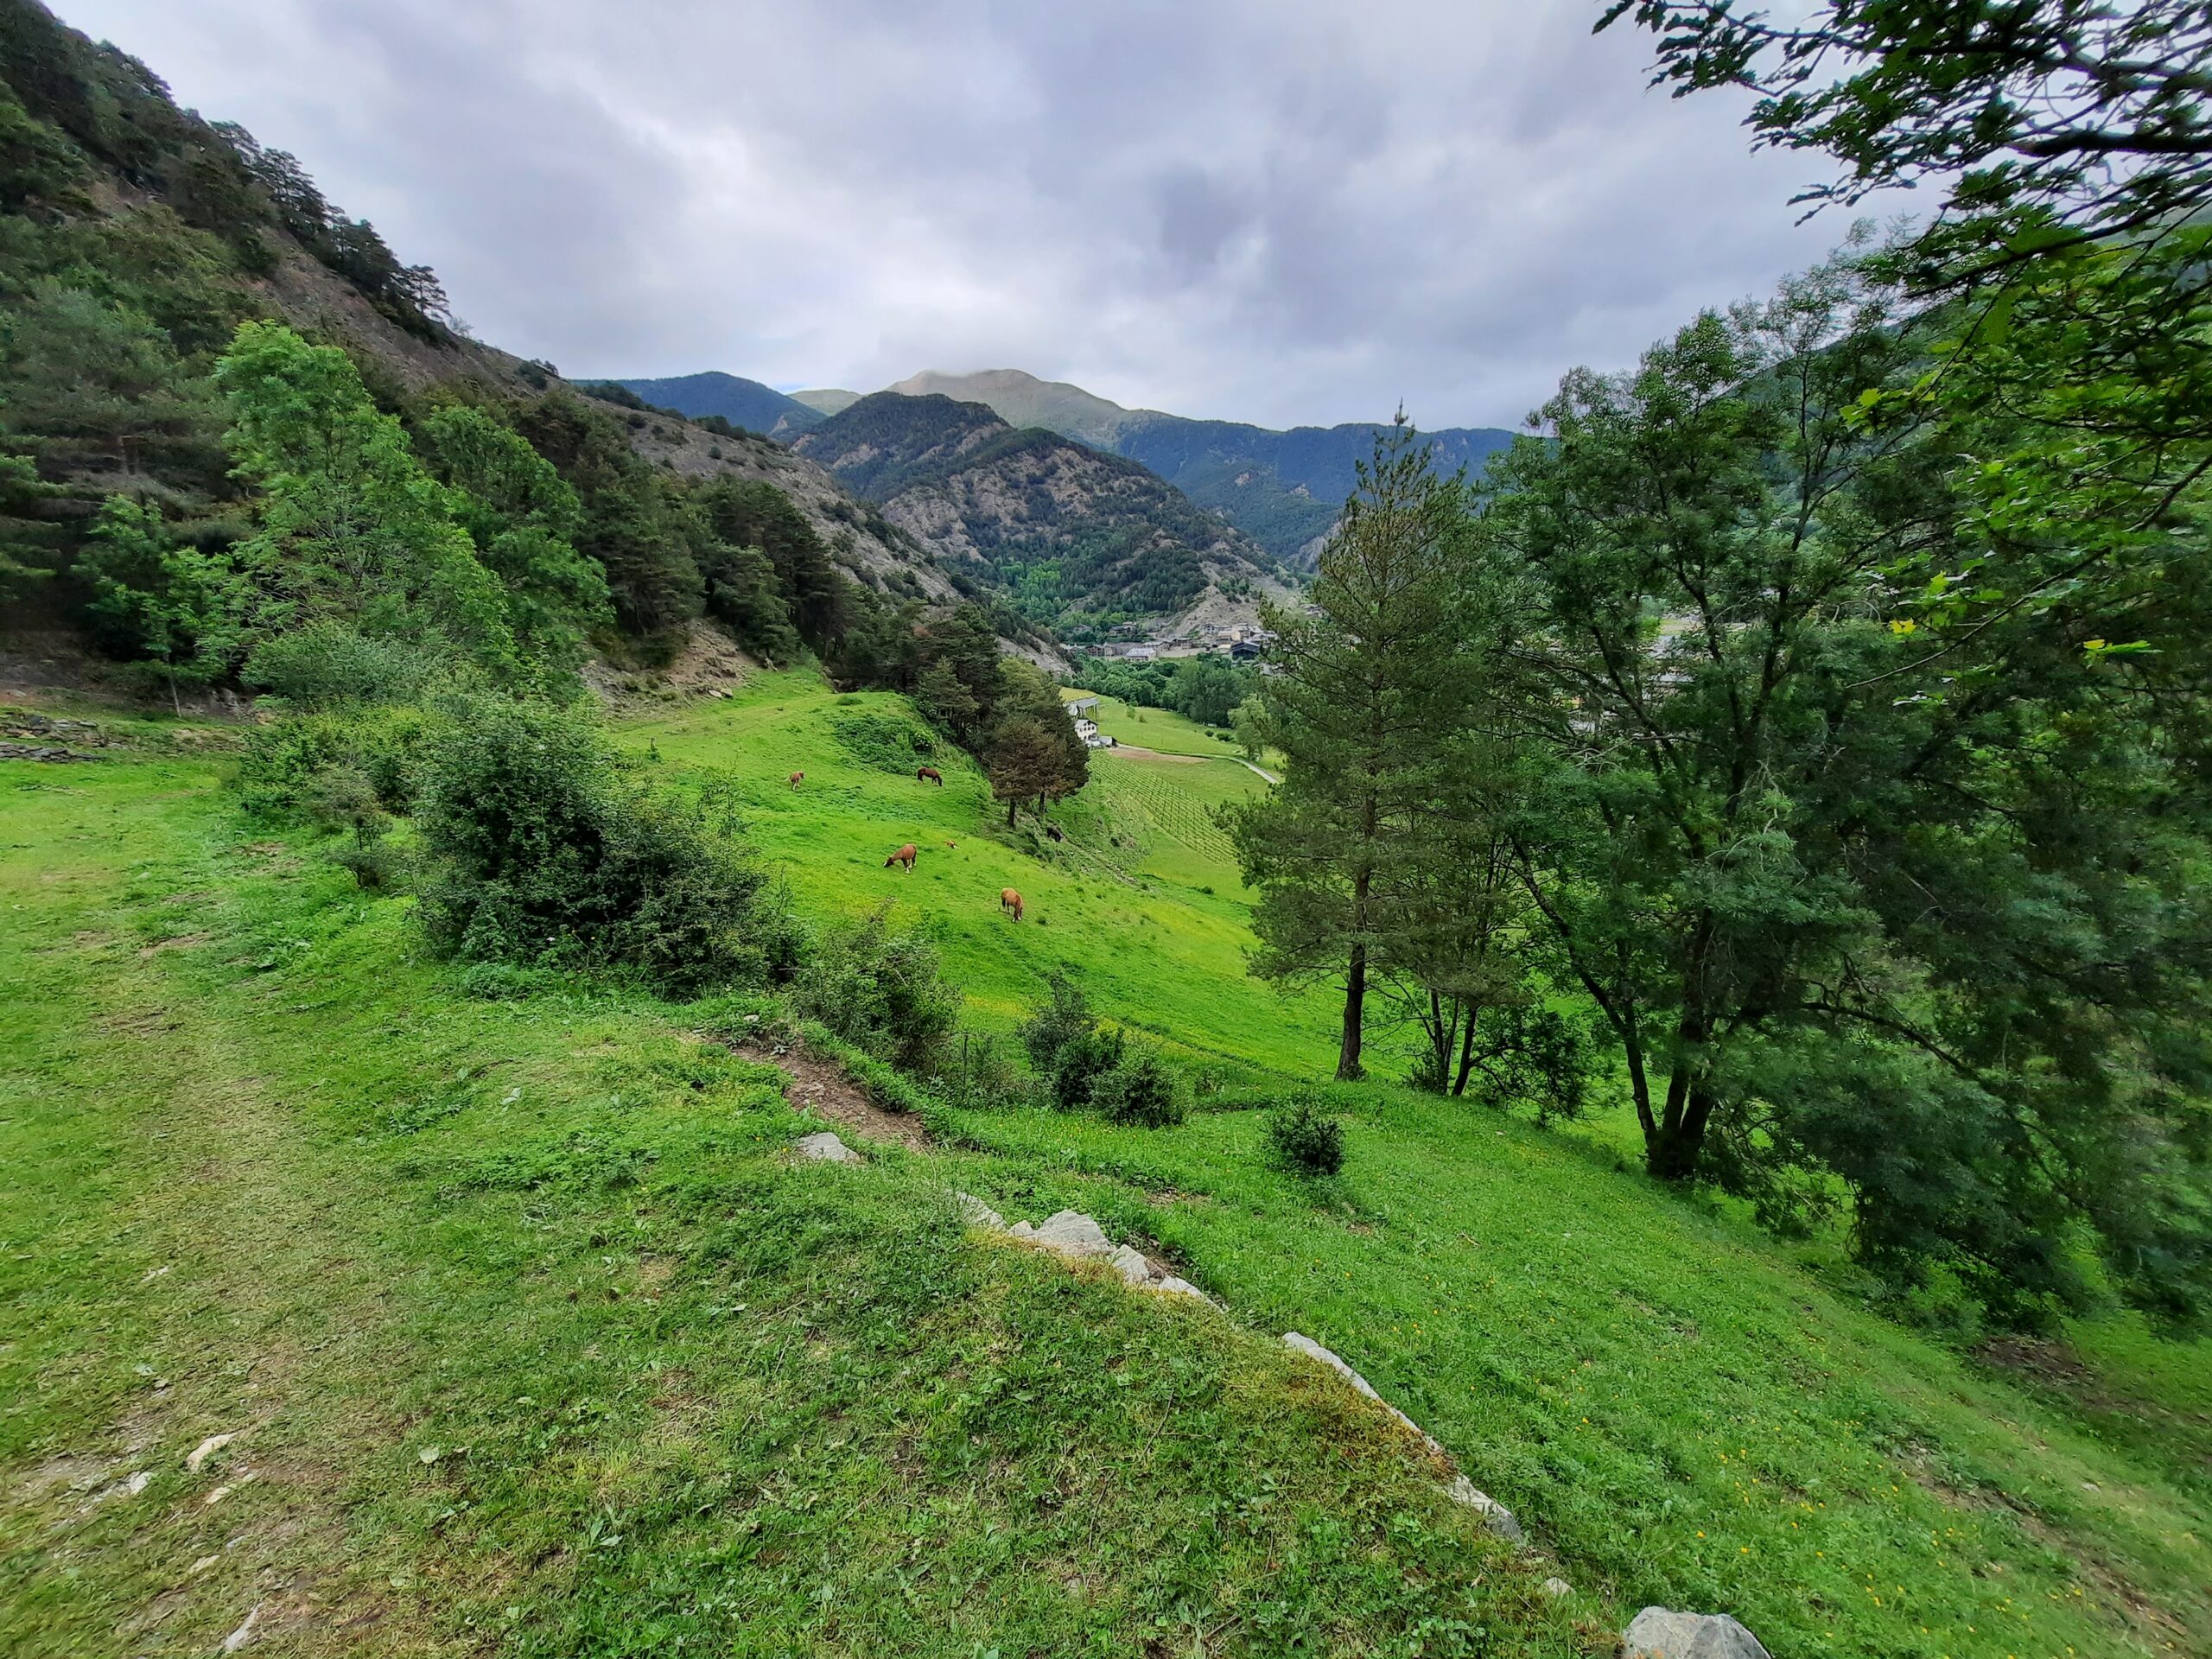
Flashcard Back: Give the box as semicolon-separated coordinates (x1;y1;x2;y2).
793;392;1282;629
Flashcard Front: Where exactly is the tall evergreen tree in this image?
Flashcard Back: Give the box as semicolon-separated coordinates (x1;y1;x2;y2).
1224;418;1476;1080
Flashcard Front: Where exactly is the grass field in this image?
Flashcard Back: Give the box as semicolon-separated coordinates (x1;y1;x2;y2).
5;670;2210;1659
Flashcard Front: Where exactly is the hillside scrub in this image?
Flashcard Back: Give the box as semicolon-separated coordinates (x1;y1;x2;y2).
412;696;799;995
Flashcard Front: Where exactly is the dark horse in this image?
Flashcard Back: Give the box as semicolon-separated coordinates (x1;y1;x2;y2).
917;766;943;785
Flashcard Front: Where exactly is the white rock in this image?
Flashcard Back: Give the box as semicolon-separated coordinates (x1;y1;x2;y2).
1442;1473;1526;1542
220;1602;265;1652
1150;1275;1212;1305
188;1554;219;1578
1109;1243;1156;1285
1007;1220;1035;1239
955;1192;1004;1230
795;1131;860;1164
1031;1210;1114;1260
1280;1333;1443;1451
186;1433;238;1474
1623;1607;1772;1659
1542;1577;1573;1599
124;1471;152;1497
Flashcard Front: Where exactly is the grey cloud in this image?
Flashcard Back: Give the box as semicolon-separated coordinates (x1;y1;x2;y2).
62;0;1855;429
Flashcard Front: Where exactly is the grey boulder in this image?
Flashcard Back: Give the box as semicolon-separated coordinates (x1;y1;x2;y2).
794;1131;860;1164
1623;1607;1771;1659
955;1192;1004;1229
1442;1472;1524;1543
1031;1210;1115;1260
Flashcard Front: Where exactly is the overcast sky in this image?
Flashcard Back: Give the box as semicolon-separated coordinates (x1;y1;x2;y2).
63;0;1855;431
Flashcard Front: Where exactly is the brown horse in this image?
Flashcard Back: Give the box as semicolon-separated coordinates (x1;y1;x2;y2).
944;840;957;850
917;766;943;786
1000;887;1024;922
788;771;804;790
885;843;918;871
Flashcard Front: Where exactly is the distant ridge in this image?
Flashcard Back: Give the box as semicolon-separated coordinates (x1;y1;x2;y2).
790;387;862;416
610;372;824;439
879;369;1519;565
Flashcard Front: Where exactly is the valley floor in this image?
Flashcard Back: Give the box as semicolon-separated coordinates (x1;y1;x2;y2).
4;677;2209;1658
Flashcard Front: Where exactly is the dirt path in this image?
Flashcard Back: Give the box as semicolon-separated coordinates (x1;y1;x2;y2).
741;1044;931;1151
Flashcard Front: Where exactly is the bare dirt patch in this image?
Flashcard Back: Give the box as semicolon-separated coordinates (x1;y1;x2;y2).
739;1045;931;1151
1111;745;1207;765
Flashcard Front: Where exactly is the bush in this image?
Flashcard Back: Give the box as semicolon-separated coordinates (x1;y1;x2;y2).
1050;1025;1126;1112
1021;969;1126;1109
1264;1094;1344;1177
1092;1050;1184;1128
413;698;799;995
331;838;403;889
1020;972;1095;1077
234;703;435;818
244;621;440;709
789;905;961;1071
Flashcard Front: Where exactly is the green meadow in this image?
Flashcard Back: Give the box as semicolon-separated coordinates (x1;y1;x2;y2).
4;671;2209;1658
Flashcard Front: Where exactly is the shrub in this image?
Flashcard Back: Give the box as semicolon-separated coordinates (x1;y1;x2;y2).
1264;1093;1344;1177
789;905;961;1071
302;762;388;843
1093;1050;1184;1128
1050;1025;1125;1112
413;698;799;995
244;621;439;709
1020;972;1094;1076
234;703;435;817
331;838;402;890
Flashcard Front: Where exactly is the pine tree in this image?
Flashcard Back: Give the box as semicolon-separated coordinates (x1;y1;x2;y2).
1223;417;1476;1080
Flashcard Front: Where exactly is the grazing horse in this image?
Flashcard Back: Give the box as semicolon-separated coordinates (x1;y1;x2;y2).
788;771;804;790
917;766;944;786
885;843;918;871
944;840;957;850
1000;887;1024;922
1044;824;1065;843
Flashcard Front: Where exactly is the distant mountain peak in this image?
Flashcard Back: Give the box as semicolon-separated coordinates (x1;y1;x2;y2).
887;369;1147;448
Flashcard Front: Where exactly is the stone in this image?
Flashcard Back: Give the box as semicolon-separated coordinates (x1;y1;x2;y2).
795;1131;860;1164
220;1602;265;1652
1151;1275;1211;1304
1030;1210;1114;1260
1280;1333;1442;1451
1109;1243;1156;1286
1442;1473;1525;1543
955;1192;1004;1230
124;1471;152;1497
186;1433;238;1474
1542;1577;1573;1599
1622;1607;1772;1659
1007;1220;1036;1239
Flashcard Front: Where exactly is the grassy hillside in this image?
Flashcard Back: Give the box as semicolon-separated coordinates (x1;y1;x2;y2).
5;672;2209;1659
0;720;1582;1656
631;674;2212;1656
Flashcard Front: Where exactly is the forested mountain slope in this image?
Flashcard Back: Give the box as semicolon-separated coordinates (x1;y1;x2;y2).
0;0;1019;696
792;391;1287;634
606;370;825;440
885;368;1518;564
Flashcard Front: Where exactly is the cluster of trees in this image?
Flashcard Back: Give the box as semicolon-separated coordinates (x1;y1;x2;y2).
899;606;1089;824
1073;652;1256;728
1233;1;2212;1325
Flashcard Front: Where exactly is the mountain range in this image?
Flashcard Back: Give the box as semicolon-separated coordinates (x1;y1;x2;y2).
790;392;1286;637
620;367;1521;564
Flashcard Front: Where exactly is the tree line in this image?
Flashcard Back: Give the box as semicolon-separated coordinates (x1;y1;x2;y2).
1231;0;2212;1326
